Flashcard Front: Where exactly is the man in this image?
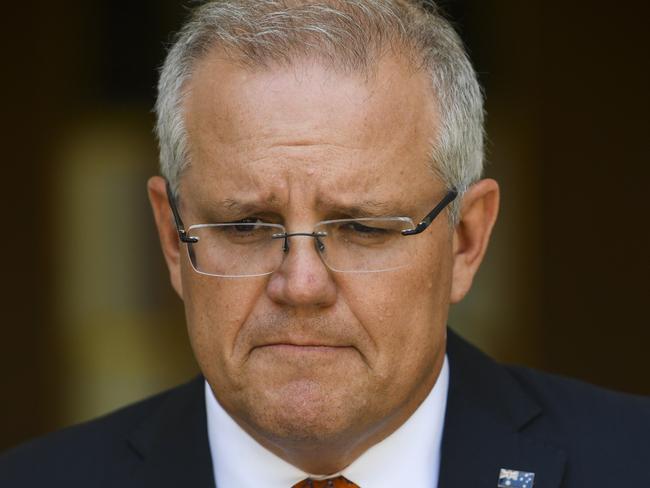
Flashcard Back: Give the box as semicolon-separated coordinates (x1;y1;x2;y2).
1;1;648;487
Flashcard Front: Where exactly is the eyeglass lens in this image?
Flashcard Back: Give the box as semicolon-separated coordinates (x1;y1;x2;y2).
185;218;416;277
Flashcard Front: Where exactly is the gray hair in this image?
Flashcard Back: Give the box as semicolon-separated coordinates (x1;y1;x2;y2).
155;0;484;221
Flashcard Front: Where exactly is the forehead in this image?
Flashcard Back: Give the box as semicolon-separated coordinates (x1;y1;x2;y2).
182;50;441;208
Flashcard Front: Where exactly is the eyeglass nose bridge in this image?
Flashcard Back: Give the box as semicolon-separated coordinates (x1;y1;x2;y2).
272;231;328;253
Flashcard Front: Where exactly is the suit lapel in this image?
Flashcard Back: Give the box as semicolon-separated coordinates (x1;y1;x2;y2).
120;377;216;488
438;330;566;488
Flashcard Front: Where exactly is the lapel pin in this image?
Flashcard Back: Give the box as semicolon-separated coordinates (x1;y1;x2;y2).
498;468;535;488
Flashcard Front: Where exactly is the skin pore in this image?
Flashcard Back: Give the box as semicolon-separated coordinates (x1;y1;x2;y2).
148;49;499;474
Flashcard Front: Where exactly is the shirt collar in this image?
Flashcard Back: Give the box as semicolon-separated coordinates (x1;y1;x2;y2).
206;356;449;488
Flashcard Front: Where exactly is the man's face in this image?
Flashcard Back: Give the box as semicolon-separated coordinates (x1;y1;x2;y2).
160;52;458;463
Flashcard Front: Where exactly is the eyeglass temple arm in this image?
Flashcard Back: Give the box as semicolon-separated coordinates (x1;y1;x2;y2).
165;180;199;243
401;189;458;236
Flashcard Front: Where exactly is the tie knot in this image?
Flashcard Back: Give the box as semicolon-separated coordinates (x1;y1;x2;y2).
292;475;359;488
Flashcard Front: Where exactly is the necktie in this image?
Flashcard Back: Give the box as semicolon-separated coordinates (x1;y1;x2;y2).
292;476;360;488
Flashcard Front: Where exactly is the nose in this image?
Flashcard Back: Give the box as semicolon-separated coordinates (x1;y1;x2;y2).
266;233;337;308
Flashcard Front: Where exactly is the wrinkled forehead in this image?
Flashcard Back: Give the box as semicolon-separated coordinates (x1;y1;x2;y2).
180;49;441;209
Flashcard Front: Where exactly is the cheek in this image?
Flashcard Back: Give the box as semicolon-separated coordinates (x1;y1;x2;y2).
340;236;453;373
181;265;266;381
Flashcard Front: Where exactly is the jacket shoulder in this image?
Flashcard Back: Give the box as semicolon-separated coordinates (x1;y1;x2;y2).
0;377;204;487
506;363;650;425
506;364;650;473
444;330;650;486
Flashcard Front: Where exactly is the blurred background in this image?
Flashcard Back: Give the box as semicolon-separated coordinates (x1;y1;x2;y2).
2;0;649;451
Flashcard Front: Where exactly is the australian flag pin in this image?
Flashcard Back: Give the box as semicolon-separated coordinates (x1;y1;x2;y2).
498;468;535;488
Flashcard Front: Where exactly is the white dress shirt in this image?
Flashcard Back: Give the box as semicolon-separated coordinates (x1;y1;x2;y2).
205;356;449;488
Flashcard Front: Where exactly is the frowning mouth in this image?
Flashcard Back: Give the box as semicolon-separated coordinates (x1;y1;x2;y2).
259;342;351;348
254;343;354;354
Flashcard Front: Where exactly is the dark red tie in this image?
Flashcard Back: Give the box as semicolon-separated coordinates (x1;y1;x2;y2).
292;476;360;488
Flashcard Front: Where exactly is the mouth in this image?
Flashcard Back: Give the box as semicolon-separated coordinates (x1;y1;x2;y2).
253;343;354;355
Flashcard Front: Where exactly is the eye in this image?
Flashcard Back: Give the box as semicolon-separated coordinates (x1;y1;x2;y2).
218;218;276;244
231;218;264;232
346;221;388;235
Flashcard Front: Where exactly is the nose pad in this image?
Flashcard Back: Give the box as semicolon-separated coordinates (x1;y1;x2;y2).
315;235;326;253
267;231;337;307
280;235;289;253
275;232;334;278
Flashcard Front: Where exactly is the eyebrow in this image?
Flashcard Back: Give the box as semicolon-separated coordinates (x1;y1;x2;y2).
194;198;276;221
221;198;265;214
316;198;404;218
197;197;406;221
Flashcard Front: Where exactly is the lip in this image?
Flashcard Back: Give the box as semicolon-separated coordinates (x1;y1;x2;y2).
254;343;353;353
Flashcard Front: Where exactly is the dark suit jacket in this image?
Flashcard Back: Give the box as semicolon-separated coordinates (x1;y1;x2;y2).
2;330;649;487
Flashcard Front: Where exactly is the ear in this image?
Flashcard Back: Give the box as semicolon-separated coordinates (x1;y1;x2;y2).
147;176;184;299
450;178;500;303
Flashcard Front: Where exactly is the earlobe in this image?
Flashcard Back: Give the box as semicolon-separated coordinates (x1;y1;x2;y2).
147;176;184;299
450;179;500;303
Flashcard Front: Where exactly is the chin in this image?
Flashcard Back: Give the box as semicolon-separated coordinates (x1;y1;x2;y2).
243;378;367;444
